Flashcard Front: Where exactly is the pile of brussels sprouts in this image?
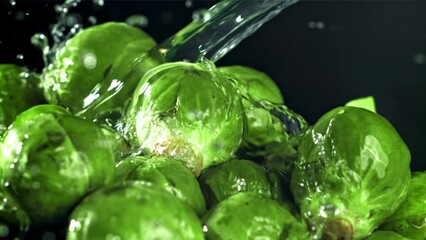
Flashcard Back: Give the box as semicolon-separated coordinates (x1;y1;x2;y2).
0;22;424;240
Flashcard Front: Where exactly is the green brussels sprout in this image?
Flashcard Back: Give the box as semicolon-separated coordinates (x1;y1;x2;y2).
219;66;308;175
124;61;244;175
218;65;284;104
202;192;309;240
199;159;282;209
100;127;129;162
0;105;115;226
115;156;206;216
0;64;44;135
42;22;160;123
67;181;204;240
379;171;426;240
239;100;309;174
290;106;411;240
0;185;30;234
364;230;410;240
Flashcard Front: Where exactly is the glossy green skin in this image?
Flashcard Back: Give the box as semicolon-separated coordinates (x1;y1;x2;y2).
218;65;283;104
220;66;308;174
291;106;411;239
364;231;410;240
125;61;244;171
115;156;206;216
0;64;44;135
239;100;309;175
0;105;115;226
380;171;426;240
199;159;281;209
202;192;309;240
42;22;159;122
67;181;204;240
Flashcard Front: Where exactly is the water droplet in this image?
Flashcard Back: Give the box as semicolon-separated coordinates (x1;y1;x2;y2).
185;0;193;8
16;54;24;60
192;9;208;21
93;0;104;7
125;15;148;28
308;21;326;30
65;14;81;27
10;0;16;6
160;11;173;24
88;16;97;25
202;225;208;233
69;219;81;232
236;15;243;23
413;53;426;65
80;52;97;69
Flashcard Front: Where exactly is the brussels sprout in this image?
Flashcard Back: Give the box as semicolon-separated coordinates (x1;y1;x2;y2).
202;192;309;240
219;66;308;175
199;159;282;208
364;230;410;240
0;186;30;234
379;171;426;240
100;127;130;162
218;65;284;104
240;100;309;174
290;106;411;239
0;105;115;226
124;61;244;175
0;64;44;135
42;22;160;123
67;181;204;240
116;156;206;216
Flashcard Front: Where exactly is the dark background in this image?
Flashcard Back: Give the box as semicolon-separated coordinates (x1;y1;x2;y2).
1;0;425;171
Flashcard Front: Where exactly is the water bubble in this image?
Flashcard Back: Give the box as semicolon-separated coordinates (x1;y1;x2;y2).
185;0;193;8
65;14;82;27
10;0;16;6
125;15;148;28
82;53;97;69
413;53;426;65
192;9;208;21
160;11;173;24
88;16;97;25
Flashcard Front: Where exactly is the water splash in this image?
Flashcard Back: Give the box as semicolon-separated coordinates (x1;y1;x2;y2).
125;15;149;28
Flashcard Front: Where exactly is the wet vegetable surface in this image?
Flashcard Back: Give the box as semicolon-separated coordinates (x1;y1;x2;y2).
291;106;411;239
0;2;423;237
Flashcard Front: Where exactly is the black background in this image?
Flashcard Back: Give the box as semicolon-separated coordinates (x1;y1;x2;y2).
1;0;425;171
